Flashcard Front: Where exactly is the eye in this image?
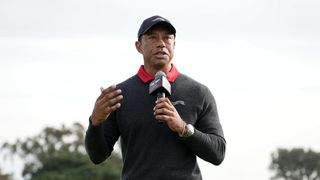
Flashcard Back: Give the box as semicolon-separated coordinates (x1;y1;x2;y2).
147;35;156;40
164;35;174;40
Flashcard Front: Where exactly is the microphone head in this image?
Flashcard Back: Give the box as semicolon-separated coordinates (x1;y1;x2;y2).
155;71;166;78
149;71;171;96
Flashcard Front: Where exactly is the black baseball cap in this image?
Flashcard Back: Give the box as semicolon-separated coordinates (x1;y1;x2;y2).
137;15;176;39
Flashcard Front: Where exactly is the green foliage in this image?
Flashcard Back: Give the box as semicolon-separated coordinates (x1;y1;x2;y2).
1;122;122;180
270;148;320;180
31;151;122;180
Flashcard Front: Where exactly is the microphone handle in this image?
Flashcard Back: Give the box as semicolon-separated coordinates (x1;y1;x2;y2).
156;92;166;123
157;92;166;99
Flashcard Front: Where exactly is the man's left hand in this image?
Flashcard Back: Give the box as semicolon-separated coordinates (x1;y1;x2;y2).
153;97;186;134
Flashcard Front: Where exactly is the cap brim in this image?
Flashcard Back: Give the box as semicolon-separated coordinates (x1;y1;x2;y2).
139;21;176;38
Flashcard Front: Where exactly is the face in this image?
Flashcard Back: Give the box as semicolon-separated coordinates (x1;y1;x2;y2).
135;24;176;73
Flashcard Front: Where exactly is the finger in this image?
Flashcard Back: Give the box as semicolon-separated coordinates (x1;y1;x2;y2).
154;98;169;107
99;88;122;103
107;89;122;100
102;84;117;93
97;100;122;118
154;101;174;112
155;114;172;122
155;97;167;104
165;98;173;106
98;85;117;99
109;103;121;111
106;94;123;107
153;103;163;110
100;93;123;108
154;108;174;116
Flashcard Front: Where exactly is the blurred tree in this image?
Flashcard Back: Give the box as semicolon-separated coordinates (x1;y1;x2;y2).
270;148;320;180
0;122;122;180
0;168;12;180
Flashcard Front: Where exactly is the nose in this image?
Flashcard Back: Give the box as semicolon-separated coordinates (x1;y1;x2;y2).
156;36;166;48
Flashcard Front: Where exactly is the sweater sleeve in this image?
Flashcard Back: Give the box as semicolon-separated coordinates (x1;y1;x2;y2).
85;112;120;164
182;86;226;165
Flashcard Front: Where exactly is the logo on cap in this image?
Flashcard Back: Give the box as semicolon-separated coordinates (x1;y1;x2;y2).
152;17;165;22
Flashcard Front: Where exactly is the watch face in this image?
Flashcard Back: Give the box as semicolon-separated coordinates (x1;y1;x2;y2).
179;124;194;137
183;124;194;137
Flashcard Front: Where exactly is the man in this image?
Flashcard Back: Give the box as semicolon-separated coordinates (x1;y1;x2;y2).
85;15;226;180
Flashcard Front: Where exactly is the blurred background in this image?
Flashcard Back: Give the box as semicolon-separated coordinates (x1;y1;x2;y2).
1;0;320;179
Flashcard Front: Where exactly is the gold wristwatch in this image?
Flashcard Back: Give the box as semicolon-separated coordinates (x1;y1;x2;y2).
179;124;194;137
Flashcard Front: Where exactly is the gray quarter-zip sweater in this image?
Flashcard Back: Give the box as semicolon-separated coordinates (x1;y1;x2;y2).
85;73;226;180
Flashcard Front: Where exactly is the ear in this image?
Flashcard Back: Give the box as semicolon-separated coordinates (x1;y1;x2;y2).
135;41;143;54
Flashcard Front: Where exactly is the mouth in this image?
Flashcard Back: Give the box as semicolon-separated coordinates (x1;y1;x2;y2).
153;51;168;58
154;51;167;55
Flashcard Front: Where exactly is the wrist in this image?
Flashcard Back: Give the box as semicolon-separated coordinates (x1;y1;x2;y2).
179;123;194;138
179;121;187;136
90;116;102;127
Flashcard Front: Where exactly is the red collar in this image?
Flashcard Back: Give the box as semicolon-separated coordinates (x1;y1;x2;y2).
137;64;179;83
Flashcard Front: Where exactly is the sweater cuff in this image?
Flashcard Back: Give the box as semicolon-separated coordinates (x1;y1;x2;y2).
87;116;104;135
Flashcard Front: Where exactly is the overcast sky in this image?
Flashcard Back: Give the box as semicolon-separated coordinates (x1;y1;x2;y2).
1;0;320;179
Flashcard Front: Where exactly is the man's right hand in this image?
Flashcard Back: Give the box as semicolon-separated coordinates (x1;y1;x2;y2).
90;85;123;126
